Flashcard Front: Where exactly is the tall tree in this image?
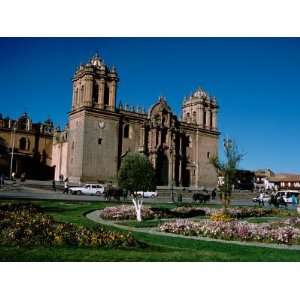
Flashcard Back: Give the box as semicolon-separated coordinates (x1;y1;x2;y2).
118;152;155;221
210;138;244;211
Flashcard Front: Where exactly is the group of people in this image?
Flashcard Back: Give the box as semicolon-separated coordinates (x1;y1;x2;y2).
52;177;69;194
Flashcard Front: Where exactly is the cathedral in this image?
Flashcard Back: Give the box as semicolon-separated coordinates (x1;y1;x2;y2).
52;53;220;188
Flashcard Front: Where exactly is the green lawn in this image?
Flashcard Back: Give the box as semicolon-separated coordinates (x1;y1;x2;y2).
1;200;300;261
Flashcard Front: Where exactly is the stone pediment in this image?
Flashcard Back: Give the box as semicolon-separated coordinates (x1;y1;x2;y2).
148;96;172;118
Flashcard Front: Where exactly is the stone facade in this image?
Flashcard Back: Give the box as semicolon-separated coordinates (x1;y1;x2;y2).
0;113;54;179
53;54;220;188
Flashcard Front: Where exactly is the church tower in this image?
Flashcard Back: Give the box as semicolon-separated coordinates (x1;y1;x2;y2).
67;53;120;183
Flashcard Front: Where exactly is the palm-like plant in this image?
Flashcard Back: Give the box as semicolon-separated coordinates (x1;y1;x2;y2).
210;139;244;211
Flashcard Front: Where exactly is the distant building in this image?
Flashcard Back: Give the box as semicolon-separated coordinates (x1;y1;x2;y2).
254;169;275;190
53;53;220;187
269;173;300;190
0;113;54;179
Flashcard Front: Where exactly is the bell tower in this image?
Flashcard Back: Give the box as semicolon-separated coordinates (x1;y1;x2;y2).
71;53;119;112
67;53;120;183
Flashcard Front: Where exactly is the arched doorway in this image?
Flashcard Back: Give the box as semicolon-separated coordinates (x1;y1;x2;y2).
156;153;169;186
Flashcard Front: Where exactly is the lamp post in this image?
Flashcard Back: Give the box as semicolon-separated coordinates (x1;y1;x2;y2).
9;124;17;180
170;146;175;203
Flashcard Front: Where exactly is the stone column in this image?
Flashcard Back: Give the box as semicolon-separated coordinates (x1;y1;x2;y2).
168;152;173;187
72;84;76;110
178;134;182;185
197;104;204;127
84;76;93;107
212;109;218;130
138;126;145;152
98;78;105;109
205;108;211;129
109;80;117;111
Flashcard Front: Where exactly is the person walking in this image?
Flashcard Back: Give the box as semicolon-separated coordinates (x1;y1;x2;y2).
52;180;56;192
259;192;265;207
0;172;4;187
63;178;69;194
211;188;217;201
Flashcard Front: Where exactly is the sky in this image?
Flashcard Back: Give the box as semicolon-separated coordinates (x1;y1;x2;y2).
0;37;299;173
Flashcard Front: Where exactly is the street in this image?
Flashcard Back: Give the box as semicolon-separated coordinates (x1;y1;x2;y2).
0;180;258;206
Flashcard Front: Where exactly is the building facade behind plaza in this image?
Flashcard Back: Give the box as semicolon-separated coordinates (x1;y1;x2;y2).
53;54;220;188
0;113;54;179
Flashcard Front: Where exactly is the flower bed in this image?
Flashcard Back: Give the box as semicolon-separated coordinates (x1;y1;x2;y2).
99;205;155;220
159;218;300;245
0;203;138;248
193;207;298;219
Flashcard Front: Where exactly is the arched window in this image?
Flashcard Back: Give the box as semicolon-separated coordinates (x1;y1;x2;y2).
203;110;206;127
123;124;129;138
19;137;27;150
104;84;110;107
192;111;197;123
186;112;190;123
93;82;99;103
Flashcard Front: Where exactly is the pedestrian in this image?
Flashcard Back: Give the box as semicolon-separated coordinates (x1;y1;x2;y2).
259;192;265;207
211;188;217;201
291;194;298;209
0;172;4;186
52;180;56;192
20;172;26;182
63;178;69;194
12;172;16;181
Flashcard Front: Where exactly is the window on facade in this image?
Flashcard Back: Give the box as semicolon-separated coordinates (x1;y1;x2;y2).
192;111;197;123
203;110;206;127
27;139;31;151
93;82;99;103
207;152;210;159
19;137;27;150
186;113;190;122
124;124;129;138
98;138;102;145
104;84;110;107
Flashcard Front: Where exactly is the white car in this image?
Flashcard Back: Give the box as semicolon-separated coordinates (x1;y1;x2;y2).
69;184;104;196
136;191;158;198
252;194;271;203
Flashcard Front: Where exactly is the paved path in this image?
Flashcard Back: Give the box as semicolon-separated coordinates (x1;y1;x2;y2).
86;209;300;251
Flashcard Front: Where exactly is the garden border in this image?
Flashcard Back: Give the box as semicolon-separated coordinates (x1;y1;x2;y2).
86;209;300;251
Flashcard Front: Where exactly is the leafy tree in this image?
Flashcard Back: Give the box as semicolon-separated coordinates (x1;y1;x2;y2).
210;138;244;211
118;152;155;221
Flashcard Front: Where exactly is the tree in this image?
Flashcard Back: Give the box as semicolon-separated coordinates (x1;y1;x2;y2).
210;138;244;211
118;152;155;221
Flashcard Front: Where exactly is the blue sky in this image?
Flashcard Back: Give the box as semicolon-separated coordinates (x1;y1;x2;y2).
0;37;299;173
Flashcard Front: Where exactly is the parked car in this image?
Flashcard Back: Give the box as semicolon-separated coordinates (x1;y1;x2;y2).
136;191;158;198
252;194;271;203
69;184;104;195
